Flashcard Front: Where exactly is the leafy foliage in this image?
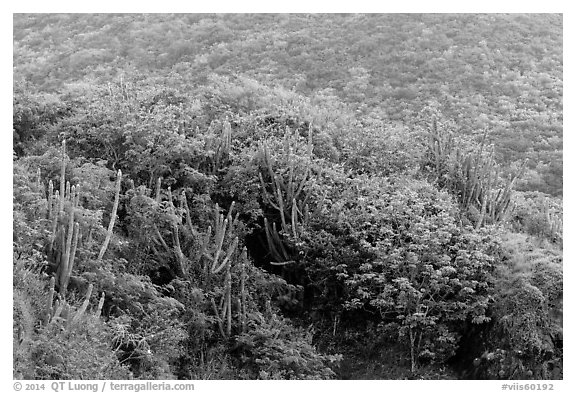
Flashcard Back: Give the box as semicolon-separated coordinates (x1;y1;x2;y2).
13;14;561;380
333;177;498;371
468;233;563;380
234;312;340;380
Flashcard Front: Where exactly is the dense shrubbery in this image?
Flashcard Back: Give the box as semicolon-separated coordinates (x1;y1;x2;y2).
509;192;562;243
12;122;340;379
458;233;563;379
13;14;562;380
283;174;500;372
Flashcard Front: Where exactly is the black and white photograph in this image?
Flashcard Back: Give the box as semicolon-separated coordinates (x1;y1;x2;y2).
11;10;564;384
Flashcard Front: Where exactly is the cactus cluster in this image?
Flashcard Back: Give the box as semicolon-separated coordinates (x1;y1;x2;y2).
426;120;525;228
47;140;81;297
47;140;123;296
204;120;232;174
151;180;191;276
107;74;131;102
258;126;323;264
44;276;105;329
43;140;115;325
426;118;455;186
153;182;248;338
198;202;247;338
209;247;249;338
544;202;563;240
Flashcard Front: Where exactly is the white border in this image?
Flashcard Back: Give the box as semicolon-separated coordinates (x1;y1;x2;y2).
3;5;572;391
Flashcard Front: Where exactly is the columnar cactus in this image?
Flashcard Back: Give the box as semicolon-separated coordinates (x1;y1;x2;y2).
153;179;253;338
153;186;247;337
204;120;232;174
425;120;525;228
208;244;248;339
96;291;106;317
45;139;120;304
71;283;93;324
257;126;318;264
44;276;56;325
155;176;162;203
238;247;247;333
45;281;95;328
97;169;122;262
205;202;239;275
46;141;81;296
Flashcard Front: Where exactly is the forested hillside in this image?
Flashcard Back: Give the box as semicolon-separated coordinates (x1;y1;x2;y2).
13;14;563;380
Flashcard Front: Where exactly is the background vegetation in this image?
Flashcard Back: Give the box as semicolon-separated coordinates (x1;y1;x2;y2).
13;13;562;380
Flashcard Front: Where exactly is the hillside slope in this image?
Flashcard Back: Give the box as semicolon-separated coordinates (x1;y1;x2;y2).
14;13;562;195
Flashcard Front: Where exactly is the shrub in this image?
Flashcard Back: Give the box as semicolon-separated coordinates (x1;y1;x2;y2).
477;276;562;379
13;262;47;379
233;311;340;379
328;176;499;372
13;257;132;380
31;315;132;379
509;191;562;244
469;234;563;380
